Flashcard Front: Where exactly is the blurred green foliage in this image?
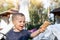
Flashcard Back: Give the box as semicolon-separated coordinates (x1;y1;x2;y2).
0;1;14;13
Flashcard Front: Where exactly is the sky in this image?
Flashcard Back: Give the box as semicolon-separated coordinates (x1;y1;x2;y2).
42;0;51;9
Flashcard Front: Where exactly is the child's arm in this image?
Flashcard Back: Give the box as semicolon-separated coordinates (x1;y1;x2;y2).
30;21;50;38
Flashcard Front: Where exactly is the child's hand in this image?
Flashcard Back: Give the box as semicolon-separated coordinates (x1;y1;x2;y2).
39;21;50;33
30;21;50;37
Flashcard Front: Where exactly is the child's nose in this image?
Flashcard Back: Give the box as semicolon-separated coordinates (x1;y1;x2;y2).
21;22;25;25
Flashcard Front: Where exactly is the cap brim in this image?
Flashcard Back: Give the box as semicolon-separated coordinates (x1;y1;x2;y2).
0;11;12;15
50;8;60;13
50;10;60;13
0;8;18;16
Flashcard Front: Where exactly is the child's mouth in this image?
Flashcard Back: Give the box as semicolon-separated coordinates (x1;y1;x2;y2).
20;26;23;28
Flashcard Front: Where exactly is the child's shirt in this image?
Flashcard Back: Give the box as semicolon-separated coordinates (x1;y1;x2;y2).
6;29;31;40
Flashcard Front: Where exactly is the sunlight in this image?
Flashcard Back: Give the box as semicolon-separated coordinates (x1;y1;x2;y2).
42;0;50;9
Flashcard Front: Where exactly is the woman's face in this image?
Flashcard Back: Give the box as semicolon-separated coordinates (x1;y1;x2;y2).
3;14;10;18
55;15;60;23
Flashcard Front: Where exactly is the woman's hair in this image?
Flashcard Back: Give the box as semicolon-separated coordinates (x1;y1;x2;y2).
12;12;25;21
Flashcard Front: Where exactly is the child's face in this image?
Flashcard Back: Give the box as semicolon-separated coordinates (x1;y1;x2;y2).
13;16;25;31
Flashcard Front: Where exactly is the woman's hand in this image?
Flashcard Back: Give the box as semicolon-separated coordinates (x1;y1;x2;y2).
0;27;3;30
